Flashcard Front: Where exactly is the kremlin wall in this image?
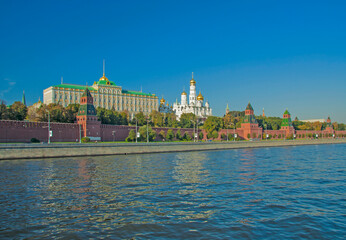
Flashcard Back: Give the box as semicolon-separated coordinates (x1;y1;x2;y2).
0;87;345;143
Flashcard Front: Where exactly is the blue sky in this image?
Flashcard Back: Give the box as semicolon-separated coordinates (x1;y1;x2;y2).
1;0;346;122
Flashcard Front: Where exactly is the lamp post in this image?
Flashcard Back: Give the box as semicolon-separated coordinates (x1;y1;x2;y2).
226;122;228;141
79;124;81;143
135;118;138;143
196;117;199;141
193;118;196;142
44;110;51;144
112;131;116;142
146;116;149;143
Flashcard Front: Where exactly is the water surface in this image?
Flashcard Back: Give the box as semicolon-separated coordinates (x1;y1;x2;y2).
0;144;345;239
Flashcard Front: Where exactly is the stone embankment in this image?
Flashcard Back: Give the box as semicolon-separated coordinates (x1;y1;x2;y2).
0;139;345;160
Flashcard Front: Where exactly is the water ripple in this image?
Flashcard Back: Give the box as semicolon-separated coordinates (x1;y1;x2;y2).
0;144;345;239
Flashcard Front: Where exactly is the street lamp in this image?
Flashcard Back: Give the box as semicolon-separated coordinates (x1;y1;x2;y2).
196;117;199;141
112;131;116;142
133;117;138;143
44;109;51;144
146;116;149;143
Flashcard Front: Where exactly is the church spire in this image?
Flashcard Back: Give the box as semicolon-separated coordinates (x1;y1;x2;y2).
103;59;105;76
22;90;26;106
226;103;230;114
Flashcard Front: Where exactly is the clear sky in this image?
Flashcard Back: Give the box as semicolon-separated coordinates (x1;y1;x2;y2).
1;0;346;122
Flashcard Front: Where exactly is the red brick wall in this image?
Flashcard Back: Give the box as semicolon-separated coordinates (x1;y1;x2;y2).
1;120;344;143
0;120;80;143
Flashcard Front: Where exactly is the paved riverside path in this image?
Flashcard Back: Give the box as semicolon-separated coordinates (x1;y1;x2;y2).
0;139;345;160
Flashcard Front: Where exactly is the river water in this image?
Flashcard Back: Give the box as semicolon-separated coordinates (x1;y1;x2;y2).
0;144;345;239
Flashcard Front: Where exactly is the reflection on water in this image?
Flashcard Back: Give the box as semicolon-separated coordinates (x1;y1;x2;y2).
0;144;345;239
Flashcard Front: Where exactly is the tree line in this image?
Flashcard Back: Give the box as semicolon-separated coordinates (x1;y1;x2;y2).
1;101;345;133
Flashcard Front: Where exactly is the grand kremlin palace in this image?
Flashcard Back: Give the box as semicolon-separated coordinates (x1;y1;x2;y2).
43;72;159;117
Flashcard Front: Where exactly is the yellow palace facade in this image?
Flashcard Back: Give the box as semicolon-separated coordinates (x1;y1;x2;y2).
43;72;159;117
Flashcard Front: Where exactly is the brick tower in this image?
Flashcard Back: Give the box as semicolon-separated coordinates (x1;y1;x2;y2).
76;87;101;141
239;102;262;140
280;109;295;136
325;116;334;133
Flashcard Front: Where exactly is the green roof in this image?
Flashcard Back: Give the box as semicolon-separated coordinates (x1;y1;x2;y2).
53;84;96;91
97;80;116;86
281;117;293;127
122;89;155;97
53;83;156;97
284;109;290;115
246;102;254;111
242;114;258;124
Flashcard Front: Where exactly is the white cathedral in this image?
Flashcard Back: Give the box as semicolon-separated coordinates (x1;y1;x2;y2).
172;73;212;120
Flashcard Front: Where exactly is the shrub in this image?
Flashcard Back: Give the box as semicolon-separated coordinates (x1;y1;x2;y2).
166;129;174;141
199;131;204;140
247;133;251;139
81;137;90;143
175;129;182;140
212;130;219;139
30;138;40;143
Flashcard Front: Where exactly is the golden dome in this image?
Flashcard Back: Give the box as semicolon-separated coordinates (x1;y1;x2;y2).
197;92;204;101
160;97;166;105
190;78;196;86
190;72;196;86
181;90;187;96
99;74;109;81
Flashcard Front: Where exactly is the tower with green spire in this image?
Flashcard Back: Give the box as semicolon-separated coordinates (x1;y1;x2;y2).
242;102;258;124
280;109;295;135
76;87;101;140
239;102;262;140
225;103;230;115
22;90;26;106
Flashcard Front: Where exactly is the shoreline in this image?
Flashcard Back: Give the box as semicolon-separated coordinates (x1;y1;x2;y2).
0;139;345;160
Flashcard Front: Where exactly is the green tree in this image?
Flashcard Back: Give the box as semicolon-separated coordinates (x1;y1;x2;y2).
199;131;204;140
159;130;166;140
10;101;27;120
175;129;182;140
203;116;223;136
0;102;9;120
133;112;146;126
166;113;178;128
126;129;136;142
183;132;192;141
179;113;195;128
150;111;164;127
139;125;156;142
212;130;219;139
166;129;174;141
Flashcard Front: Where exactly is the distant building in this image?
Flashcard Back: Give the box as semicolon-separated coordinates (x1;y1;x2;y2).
43;62;159;118
172;73;212;120
300;119;326;123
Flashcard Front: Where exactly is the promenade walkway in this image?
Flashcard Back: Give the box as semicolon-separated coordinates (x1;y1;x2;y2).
0;139;345;160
